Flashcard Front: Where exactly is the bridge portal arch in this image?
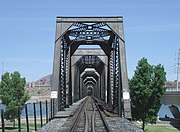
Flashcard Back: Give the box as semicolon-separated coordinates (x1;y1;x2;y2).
51;17;131;119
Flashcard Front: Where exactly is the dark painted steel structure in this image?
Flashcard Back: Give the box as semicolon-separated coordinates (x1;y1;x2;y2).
52;17;131;119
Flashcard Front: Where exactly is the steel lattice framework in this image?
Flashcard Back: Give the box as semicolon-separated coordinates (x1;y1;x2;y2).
52;17;131;119
68;22;111;42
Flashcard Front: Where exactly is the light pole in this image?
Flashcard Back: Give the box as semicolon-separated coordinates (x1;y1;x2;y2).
176;48;180;91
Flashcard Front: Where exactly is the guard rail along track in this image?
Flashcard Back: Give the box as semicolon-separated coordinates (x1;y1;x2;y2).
67;96;112;132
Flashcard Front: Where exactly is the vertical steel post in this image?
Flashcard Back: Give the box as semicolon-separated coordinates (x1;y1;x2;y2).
107;57;111;105
52;99;55;118
113;36;117;112
102;66;106;101
40;101;43;127
100;73;102;99
68;47;72;105
18;107;21;132
25;105;29;132
78;69;81;100
80;75;82;98
63;40;67;108
1;109;5;132
110;49;114;109
116;37;123;117
74;67;80;101
46;100;48;123
50;99;52;119
33;102;37;131
59;38;67;110
58;39;63;111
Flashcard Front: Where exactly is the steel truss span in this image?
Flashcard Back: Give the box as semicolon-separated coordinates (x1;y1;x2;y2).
52;17;132;119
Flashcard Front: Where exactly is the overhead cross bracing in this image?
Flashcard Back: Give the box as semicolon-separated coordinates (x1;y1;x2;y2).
76;55;104;73
67;22;112;43
52;17;131;119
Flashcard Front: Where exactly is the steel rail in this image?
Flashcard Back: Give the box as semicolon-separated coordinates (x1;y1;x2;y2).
84;104;89;132
67;97;88;132
93;98;113;132
91;102;96;132
69;96;112;132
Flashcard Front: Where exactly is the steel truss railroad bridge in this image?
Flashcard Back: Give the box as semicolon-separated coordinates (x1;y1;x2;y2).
51;17;131;119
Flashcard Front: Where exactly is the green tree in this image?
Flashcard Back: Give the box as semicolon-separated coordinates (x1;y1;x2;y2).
129;58;166;130
0;71;30;122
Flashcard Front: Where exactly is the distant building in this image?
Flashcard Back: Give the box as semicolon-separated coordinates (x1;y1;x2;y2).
166;81;180;91
26;81;35;88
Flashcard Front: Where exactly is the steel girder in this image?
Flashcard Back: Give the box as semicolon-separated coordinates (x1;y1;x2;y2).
57;37;73;110
112;36;122;115
59;37;68;110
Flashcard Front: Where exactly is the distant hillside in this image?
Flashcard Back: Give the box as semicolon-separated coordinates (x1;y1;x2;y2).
27;87;51;96
26;74;52;88
34;74;52;86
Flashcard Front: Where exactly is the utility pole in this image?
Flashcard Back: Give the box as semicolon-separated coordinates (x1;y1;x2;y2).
176;49;180;91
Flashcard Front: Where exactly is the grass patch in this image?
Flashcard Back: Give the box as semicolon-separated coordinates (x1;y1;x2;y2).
146;125;179;132
133;121;179;132
0;118;46;132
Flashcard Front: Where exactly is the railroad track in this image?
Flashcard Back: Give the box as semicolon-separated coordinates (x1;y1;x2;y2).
68;96;111;132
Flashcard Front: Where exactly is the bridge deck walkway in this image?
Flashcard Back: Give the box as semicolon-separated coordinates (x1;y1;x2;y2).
54;97;87;118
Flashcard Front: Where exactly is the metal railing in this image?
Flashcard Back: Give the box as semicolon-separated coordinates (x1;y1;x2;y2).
0;99;57;132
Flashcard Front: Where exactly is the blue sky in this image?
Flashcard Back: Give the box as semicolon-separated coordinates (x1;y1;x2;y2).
0;0;180;81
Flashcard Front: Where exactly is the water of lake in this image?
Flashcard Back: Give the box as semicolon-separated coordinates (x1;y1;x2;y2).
0;103;50;118
0;103;179;118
